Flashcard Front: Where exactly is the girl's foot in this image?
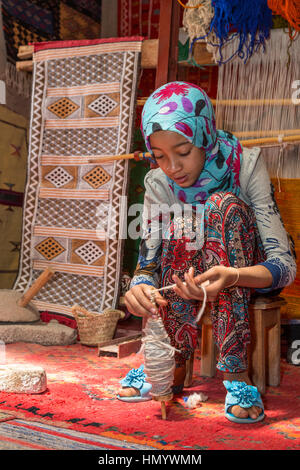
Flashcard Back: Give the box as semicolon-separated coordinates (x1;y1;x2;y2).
117;363;187;398
223;371;263;420
116;365;152;401
118;387;139;397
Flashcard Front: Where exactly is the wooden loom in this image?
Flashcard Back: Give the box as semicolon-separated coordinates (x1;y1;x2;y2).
17;47;300;152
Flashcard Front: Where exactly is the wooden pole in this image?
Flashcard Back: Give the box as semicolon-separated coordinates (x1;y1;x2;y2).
155;0;180;88
87;135;300;164
16;40;215;71
137;97;300;107
153;393;173;420
234;129;300;138
88;152;152;164
17;268;55;307
240;135;300;147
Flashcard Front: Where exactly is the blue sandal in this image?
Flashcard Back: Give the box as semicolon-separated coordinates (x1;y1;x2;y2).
117;365;152;402
223;380;265;424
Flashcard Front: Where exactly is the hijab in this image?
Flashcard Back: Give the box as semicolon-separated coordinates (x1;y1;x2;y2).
141;81;243;206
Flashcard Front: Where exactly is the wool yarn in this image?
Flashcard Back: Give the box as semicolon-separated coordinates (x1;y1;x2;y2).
208;0;273;64
268;0;300;32
182;0;215;43
216;28;300;178
140;283;208;397
141;316;178;397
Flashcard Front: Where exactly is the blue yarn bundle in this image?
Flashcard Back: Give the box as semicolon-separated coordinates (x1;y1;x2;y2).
195;0;273;64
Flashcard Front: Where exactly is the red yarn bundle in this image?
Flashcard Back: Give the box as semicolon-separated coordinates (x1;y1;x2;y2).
268;0;300;32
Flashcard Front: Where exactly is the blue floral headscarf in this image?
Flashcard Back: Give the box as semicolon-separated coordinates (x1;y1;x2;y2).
141;81;243;205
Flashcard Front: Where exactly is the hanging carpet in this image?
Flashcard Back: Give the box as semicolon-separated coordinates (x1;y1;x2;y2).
14;37;142;319
0;105;28;289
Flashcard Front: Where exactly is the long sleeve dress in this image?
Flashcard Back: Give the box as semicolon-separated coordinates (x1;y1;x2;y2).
130;147;296;372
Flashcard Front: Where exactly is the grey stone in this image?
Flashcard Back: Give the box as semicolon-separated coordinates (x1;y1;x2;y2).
0;290;40;323
0;320;77;346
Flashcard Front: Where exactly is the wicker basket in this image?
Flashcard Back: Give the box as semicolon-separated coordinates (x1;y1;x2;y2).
71;304;125;346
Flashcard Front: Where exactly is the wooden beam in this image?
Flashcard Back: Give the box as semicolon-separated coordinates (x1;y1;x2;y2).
155;1;173;87
141;39;158;69
16;39;215;73
155;0;181;88
168;0;181;82
16;60;33;72
17;45;34;59
98;338;142;358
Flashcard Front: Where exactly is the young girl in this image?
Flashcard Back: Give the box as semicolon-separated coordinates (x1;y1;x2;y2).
119;81;296;423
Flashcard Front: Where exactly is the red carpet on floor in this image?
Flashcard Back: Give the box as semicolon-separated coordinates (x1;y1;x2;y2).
0;342;299;450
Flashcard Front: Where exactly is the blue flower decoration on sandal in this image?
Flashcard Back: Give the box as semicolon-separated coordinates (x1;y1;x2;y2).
117;365;152;403
120;365;147;390
223;380;265;424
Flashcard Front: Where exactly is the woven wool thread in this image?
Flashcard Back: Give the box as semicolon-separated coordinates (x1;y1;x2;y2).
182;0;215;43
216;28;300;178
209;0;273;63
140;284;208;397
141;316;177;397
268;0;300;32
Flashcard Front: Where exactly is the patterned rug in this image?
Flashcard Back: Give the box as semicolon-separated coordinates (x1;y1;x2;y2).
1;0;102;63
118;0;160;39
1;0;103;101
0;342;300;450
0;418;156;450
13;38;142;320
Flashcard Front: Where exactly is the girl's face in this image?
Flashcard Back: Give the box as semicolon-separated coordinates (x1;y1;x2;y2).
149;130;205;187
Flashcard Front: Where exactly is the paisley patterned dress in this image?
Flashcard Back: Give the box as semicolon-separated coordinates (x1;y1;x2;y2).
159;192;265;372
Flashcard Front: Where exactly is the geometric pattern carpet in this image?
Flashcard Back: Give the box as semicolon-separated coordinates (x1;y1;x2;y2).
13;37;142;320
0;342;300;450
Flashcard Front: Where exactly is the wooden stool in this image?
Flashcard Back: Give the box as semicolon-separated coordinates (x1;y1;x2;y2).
185;296;286;395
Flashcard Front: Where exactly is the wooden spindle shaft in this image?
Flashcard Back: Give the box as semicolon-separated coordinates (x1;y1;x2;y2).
161;401;167;420
153;393;173;420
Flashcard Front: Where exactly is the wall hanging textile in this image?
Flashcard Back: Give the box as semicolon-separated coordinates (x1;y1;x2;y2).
1;0;102;98
0;105;28;289
14;37;142;319
118;0;160;38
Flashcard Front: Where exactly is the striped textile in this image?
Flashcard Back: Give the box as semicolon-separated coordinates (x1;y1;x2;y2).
14;38;142;318
0;419;155;450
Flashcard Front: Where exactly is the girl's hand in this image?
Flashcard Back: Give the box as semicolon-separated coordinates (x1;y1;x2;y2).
172;266;238;302
124;284;168;318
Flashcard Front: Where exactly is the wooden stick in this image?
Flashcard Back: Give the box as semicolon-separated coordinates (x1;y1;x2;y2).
16;60;33;72
87;135;300;165
161;401;167;420
17;45;34;59
137;97;300;107
16;40;215;69
235;129;300;138
17;268;55;308
88;152;151;164
216;99;299;106
240;135;300;146
153;393;173;420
